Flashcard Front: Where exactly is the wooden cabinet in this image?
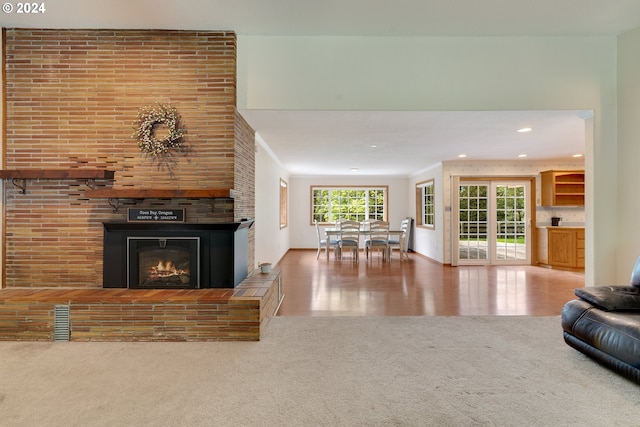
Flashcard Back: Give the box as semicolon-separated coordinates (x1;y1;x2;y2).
540;170;585;206
547;227;584;269
575;229;585;268
536;227;549;264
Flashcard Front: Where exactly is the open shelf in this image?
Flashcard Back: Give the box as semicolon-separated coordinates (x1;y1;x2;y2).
84;188;234;199
540;170;585;206
0;169;235;210
0;169;115;180
83;188;235;212
0;169;115;194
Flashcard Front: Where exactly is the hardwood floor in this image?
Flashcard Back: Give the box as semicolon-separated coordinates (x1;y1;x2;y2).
276;249;585;317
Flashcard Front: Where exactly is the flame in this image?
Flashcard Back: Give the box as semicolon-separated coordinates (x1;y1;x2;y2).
149;260;188;278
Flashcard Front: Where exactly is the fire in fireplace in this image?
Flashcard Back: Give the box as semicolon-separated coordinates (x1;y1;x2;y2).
128;237;200;289
103;221;254;289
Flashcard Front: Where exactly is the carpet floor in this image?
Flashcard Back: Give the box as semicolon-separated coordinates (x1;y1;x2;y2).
0;316;638;426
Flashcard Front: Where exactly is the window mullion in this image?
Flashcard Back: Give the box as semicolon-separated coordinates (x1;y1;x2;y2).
312;186;386;224
327;189;336;222
364;189;369;220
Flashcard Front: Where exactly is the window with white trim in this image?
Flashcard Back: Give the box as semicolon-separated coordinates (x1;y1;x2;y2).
311;186;387;224
416;179;435;229
280;178;288;229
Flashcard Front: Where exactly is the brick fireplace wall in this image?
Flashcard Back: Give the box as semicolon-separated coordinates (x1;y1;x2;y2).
3;29;255;288
234;111;256;263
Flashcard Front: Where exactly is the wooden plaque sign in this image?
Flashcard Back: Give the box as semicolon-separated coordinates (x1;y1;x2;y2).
127;208;185;223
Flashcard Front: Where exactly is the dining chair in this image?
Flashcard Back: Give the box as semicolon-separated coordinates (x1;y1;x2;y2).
365;220;390;261
389;217;411;261
314;220;338;260
337;220;361;261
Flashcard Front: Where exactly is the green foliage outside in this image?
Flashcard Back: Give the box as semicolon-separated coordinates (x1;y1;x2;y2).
459;184;526;242
312;188;386;223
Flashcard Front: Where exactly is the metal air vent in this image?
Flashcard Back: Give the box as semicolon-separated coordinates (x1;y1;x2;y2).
53;305;70;342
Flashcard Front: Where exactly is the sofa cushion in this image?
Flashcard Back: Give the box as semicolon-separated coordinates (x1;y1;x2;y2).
575;286;640;311
562;299;640;369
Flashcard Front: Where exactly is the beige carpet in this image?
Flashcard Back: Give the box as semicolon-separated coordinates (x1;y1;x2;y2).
0;316;638;427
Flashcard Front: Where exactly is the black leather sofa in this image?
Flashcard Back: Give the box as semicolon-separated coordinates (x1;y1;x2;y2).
561;259;640;383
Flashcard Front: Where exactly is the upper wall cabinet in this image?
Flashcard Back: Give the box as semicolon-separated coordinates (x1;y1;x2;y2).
540;170;585;206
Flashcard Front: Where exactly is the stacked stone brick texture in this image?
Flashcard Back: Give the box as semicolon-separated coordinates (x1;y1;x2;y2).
3;29;255;288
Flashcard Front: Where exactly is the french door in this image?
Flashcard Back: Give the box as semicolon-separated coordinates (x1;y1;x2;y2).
452;179;531;265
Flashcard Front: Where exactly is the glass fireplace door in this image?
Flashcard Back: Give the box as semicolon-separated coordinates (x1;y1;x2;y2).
127;237;200;289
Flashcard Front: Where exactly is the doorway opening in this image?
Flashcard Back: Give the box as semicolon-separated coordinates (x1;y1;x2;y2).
453;179;533;265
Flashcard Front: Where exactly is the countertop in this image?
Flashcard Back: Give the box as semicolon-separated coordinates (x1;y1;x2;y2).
537;225;584;229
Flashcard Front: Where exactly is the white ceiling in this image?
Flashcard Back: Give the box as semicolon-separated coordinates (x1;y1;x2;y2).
240;110;589;176
3;0;635;176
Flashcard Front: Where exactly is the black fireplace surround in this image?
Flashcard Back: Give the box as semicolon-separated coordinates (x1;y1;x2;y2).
102;221;254;289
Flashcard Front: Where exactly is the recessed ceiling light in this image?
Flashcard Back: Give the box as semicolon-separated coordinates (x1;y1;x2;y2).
518;154;527;158
370;144;377;148
458;154;467;158
517;127;533;133
350;167;359;172
572;154;583;158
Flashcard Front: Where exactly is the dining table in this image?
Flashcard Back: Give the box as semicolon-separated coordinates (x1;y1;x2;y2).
323;227;407;261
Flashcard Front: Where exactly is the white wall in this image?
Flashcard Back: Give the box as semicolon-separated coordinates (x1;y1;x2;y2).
409;163;444;262
617;28;640;281
238;36;614;112
238;35;618;285
254;135;290;268
288;176;409;249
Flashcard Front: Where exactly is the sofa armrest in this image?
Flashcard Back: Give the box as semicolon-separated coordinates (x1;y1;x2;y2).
575;286;640;311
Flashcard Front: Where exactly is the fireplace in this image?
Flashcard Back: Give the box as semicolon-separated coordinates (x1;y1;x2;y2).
102;221;254;289
128;237;200;289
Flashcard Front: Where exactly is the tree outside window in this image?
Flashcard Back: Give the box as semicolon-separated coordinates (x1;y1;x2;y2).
311;186;387;224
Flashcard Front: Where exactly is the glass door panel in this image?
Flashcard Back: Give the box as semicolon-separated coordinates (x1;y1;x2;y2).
456;180;530;265
495;184;528;262
458;183;489;263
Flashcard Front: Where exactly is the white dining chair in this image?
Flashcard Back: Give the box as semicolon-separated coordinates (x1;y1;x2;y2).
365;220;390;261
337;220;361;261
389;218;410;261
315;220;338;260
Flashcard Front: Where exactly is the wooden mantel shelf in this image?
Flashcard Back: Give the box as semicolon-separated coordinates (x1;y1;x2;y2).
84;188;234;212
0;169;115;194
0;169;115;180
84;188;234;199
84;188;235;213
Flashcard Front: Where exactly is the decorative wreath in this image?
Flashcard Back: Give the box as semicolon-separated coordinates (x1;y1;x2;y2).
133;103;186;156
